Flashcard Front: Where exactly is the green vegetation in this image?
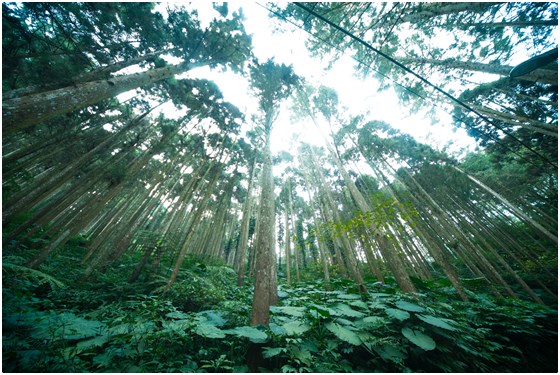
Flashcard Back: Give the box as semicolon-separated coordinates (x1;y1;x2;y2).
3;251;556;373
2;3;557;373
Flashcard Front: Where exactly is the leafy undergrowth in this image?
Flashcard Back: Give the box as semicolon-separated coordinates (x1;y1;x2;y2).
2;256;558;373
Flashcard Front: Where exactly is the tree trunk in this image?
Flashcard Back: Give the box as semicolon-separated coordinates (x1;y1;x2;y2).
251;130;278;326
3;49;174;101
284;210;292;286
469;104;558;137
287;180;301;283
165;169;221;290
450;19;558;28
235;158;257;286
453;166;558;243
2;61;202;132
399;2;502;24
301;165;331;289
399;57;558;85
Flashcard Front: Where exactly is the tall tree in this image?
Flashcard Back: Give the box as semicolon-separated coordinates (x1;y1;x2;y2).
249;59;298;326
2;4;252;132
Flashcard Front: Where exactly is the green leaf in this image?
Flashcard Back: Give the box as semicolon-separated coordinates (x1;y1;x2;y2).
308;303;334;318
401;327;436;350
375;344;407;364
332;303;365;318
281;320;310;335
166;311;190;320
337;293;361;300
163;319;192;332
31;312;105;341
325;322;361;345
197;310;226;327
269;322;286;335
395;300;426;312
349;300;369;310
357;316;386;329
385;308;410;321
225;326;268;343
368;301;388;310
76;334;109;351
416;314;457;331
262;347;285;358
270;305;306;317
195;323;226;339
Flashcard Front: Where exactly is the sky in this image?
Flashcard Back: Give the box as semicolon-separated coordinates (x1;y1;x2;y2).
183;2;479;158
119;2;483;166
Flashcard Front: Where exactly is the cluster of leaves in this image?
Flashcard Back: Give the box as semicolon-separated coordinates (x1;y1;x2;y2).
316;192;419;242
2;251;557;373
2;253;256;372
259;278;557;372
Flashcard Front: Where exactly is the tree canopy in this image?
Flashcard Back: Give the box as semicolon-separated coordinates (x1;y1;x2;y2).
2;2;557;373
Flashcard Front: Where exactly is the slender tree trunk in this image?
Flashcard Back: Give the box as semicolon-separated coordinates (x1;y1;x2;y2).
165;169;221;290
235;158;257;286
2;61;202;132
251;129;278;326
469;104;558;137
301;165;331;289
450;19;558;28
284;210;292;286
3;49;174;101
288;180;301;283
454;166;558;243
399;57;558;85
398;2;502;24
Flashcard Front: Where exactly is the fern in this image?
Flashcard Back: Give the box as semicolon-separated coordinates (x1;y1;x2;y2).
3;256;66;288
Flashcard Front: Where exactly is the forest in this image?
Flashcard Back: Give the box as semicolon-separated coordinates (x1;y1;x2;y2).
2;2;558;373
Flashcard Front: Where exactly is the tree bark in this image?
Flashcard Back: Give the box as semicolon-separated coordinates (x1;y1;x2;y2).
398;2;502;24
453;166;558;244
235;158;257;286
251;130;278;326
399;57;558;85
2;61;202;132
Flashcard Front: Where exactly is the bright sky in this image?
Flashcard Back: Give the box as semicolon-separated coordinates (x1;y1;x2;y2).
121;2;482;164
185;3;478;158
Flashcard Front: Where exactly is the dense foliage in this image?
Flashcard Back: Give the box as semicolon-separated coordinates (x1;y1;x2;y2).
3;252;557;372
2;2;557;373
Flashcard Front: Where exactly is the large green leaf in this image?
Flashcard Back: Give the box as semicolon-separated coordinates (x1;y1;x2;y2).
225;326;268;343
163;319;191;332
262;347;285;358
270;305;306;317
76;334;110;351
337;293;361;300
357;316;386;329
30;312;105;341
349;300;369;310
325;322;361;345
385;308;410;321
195;323;226;339
308;303;334;318
166;311;190;320
196;310;226;327
332;303;365;318
416;314;457;331
395;300;426;312
401;327;436;350
282;320;311;335
375;343;407;364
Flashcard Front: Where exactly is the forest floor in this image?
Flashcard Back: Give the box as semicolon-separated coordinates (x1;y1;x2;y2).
2;250;558;373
